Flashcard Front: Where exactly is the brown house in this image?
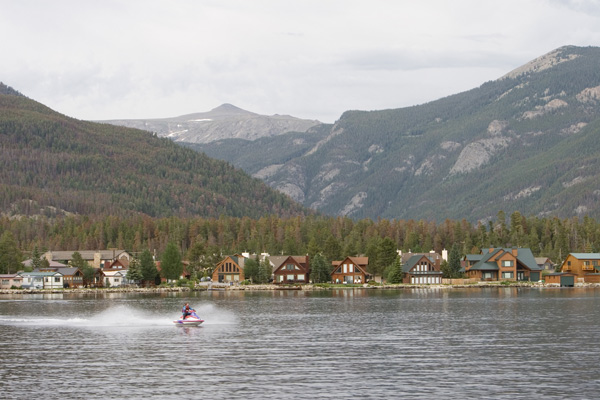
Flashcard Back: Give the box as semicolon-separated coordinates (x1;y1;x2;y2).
331;257;370;284
403;254;443;284
212;255;246;283
273;255;310;284
560;253;600;283
463;247;542;282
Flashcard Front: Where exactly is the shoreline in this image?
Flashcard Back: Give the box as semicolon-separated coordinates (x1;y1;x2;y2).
1;281;599;295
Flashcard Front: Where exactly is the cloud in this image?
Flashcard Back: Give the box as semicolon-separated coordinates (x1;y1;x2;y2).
1;0;600;123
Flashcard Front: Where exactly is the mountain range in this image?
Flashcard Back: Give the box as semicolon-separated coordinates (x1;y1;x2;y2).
0;83;308;219
4;45;600;223
170;45;600;222
100;103;320;144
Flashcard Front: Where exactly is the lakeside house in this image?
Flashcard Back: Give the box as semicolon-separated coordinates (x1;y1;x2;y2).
0;274;23;289
402;253;443;284
19;271;64;289
43;250;132;269
535;257;555;271
559;253;600;283
463;247;542;282
273;255;310;284
331;257;370;284
212;254;246;283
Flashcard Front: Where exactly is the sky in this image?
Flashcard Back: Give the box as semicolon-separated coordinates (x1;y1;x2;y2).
2;0;600;123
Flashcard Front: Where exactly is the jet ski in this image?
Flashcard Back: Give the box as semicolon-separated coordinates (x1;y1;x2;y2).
173;310;204;326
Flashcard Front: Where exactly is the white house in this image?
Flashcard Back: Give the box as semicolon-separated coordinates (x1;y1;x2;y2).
102;270;125;287
19;272;64;289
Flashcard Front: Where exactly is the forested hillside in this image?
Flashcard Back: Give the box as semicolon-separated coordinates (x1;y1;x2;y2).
0;83;308;219
193;46;600;222
1;210;598;276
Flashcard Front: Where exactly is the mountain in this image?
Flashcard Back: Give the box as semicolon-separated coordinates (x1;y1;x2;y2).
190;45;600;222
100;103;321;144
0;83;309;219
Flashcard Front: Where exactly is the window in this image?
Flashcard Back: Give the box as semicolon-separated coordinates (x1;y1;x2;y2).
296;275;304;281
349;264;354;273
54;277;60;282
287;274;295;281
1;280;8;285
501;272;514;279
343;264;348;273
502;260;514;267
286;264;294;270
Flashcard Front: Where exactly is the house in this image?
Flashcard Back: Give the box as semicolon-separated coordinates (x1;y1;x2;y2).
101;270;126;287
34;266;84;288
559;253;600;283
0;274;23;289
212;255;246;283
535;257;555;271
273;255;310;284
43;250;132;269
331;257;370;284
464;247;542;282
403;254;443;284
19;271;64;289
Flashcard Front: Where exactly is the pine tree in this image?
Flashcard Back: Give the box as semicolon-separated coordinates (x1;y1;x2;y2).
0;231;22;274
310;253;330;283
127;257;143;284
161;242;183;281
387;256;404;284
140;249;158;285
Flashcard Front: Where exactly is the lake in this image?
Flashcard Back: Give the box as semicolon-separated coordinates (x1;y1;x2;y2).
1;287;599;399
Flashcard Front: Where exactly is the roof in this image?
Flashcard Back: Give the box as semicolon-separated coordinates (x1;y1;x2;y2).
0;274;22;279
400;252;442;264
332;256;369;267
19;271;63;277
403;254;439;273
468;248;541;271
22;259;67;268
45;250;129;261
273;256;309;273
569;253;600;260
102;270;125;277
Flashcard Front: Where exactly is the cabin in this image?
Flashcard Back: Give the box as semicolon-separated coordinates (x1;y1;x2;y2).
464;247;542;282
273;255;310;284
0;274;23;289
403;254;443;284
560;253;600;283
331;257;370;284
212;255;246;283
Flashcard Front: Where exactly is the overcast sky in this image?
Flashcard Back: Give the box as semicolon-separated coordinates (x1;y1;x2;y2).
2;0;599;123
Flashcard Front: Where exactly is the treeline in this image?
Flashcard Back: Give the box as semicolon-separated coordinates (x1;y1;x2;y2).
1;210;599;275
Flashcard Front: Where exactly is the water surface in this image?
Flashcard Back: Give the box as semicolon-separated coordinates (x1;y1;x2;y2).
1;288;599;399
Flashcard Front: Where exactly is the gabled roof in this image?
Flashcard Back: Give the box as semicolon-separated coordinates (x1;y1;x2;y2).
402;254;441;273
273;256;309;273
469;248;541;271
569;253;600;260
